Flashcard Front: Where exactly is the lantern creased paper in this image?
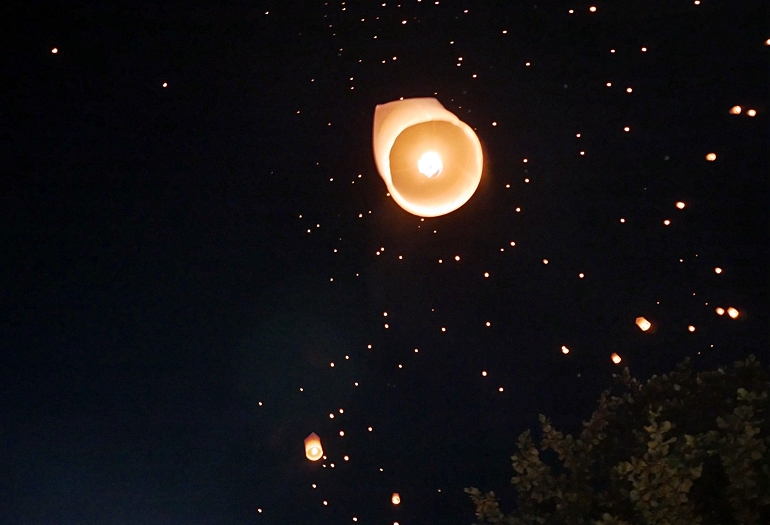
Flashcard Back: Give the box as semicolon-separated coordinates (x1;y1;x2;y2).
305;432;323;461
373;98;483;217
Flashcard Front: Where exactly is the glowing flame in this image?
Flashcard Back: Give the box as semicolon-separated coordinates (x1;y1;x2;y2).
417;151;443;178
391;493;401;505
611;353;622;364
727;307;739;319
304;433;323;461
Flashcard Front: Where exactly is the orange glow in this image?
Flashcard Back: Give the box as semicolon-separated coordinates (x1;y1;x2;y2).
373;98;483;217
391;493;401;505
561;346;570;354
714;267;722;274
716;307;725;315
589;6;597;12
727;307;739;319
729;106;742;115
636;317;651;331
663;219;671;225
611;353;622;364
747;109;757;117
676;201;685;209
706;153;717;161
51;47;58;54
688;325;696;332
305;433;323;461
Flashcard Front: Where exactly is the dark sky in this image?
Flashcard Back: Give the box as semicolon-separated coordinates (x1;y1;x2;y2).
1;1;767;524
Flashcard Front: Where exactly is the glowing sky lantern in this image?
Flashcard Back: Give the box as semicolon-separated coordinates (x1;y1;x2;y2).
372;98;484;217
611;353;622;364
636;317;652;331
304;432;323;461
729;106;742;115
727;307;740;319
391;492;401;505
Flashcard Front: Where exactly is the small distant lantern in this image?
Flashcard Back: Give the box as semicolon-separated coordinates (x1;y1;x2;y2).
391;492;401;505
611;353;622;364
676;201;685;209
747;109;757;117
715;307;725;316
305;432;323;461
706;153;717;161
636;317;651;331
727;307;739;319
729;106;742;115
561;346;570;354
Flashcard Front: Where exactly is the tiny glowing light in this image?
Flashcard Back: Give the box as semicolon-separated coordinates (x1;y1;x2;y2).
729;106;742;115
344;455;349;461
542;259;549;264
663;219;671;225
606;82;612;87
626;87;633;93
611;353;622;364
498;387;504;392
716;307;725;316
641;47;647;52
589;6;597;12
620;218;626;223
676;201;685;209
368;426;373;431
305;433;324;461
383;312;388;316
727;307;739;319
455;255;460;261
706;153;717;161
330;362;335;367
391;493;401;505
636;317;652;331
561;346;570;354
441;327;446;332
492;121;497;126
484;272;490;278
623;126;630;132
523;158;528;163
340;430;345;436
576;133;581;137
481;371;487;376
51;47;58;54
747;109;757;117
714;267;722;274
579;273;585;278
688;325;696;332
417;151;443;178
162;82;168;88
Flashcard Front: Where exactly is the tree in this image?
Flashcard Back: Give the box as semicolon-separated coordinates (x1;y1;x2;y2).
465;355;769;525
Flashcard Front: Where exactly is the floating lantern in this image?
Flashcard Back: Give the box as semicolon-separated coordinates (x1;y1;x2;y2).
611;353;622;364
561;346;570;354
727;307;739;319
706;153;717;161
747;109;757;117
715;307;725;315
392;492;401;505
304;432;323;461
729;106;742;115
636;317;651;331
372;98;483;217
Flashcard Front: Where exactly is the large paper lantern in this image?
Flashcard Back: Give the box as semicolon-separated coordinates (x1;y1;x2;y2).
391;492;401;505
304;432;323;461
635;317;651;331
372;97;484;217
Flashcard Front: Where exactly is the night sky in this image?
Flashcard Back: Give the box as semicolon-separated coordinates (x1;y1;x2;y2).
1;1;767;524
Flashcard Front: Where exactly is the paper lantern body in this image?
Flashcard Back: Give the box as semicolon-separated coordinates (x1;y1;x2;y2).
635;317;651;331
304;432;323;461
373;98;483;217
391;492;401;505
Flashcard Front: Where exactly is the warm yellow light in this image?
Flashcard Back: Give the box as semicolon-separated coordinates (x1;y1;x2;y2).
729;105;742;115
676;201;685;209
688;325;696;332
391;492;401;505
305;433;323;461
727;307;739;319
663;219;671;225
706;153;717;161
373;98;483;217
51;47;58;54
716;307;725;316
747;109;757;117
611;353;622;364
561;346;570;354
714;267;722;274
636;317;651;331
418;151;443;177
